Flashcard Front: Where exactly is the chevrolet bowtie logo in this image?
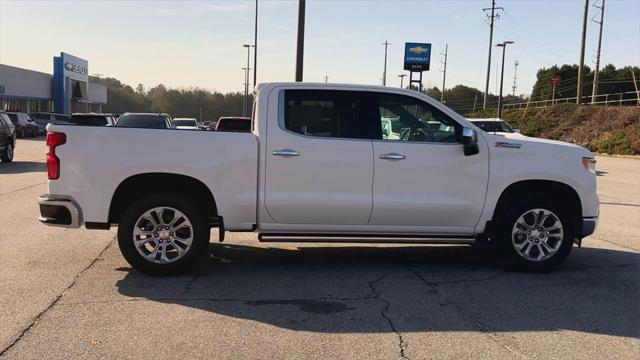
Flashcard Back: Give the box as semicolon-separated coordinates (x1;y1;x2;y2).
409;46;429;54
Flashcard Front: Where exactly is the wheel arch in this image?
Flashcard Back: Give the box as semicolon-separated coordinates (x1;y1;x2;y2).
109;172;217;224
492;180;582;226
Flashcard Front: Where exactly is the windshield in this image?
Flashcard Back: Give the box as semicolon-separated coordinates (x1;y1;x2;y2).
173;119;197;127
472;121;514;133
70;115;108;126
116;114;166;129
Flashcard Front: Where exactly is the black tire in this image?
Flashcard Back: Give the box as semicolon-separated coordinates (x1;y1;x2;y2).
493;194;578;272
117;193;210;276
1;143;14;163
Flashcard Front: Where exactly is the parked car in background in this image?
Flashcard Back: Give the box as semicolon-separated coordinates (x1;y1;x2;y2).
30;112;71;135
199;121;212;130
38;83;598;275
468;118;519;134
206;121;217;131
115;113;174;129
69;113;117;126
6;112;38;138
0;112;16;162
172;118;200;130
215;116;251;132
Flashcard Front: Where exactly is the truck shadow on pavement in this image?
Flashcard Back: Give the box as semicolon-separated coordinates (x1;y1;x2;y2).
0;161;46;174
115;244;639;339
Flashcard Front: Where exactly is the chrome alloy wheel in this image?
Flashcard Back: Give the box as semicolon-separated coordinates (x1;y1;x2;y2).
511;208;564;262
132;207;194;264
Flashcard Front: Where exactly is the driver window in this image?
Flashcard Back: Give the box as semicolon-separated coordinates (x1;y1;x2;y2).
377;93;460;143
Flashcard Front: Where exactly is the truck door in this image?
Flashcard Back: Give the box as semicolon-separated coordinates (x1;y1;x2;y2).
264;89;375;225
368;92;489;230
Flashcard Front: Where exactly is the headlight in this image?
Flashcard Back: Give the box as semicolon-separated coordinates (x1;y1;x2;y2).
582;157;596;174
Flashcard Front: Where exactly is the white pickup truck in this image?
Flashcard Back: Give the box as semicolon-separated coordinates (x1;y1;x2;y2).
38;83;599;275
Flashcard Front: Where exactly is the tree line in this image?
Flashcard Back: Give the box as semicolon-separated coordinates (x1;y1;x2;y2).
92;63;638;119
90;76;251;122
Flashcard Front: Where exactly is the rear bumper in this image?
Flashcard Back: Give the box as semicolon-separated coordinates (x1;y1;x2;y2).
38;195;81;228
580;217;598;238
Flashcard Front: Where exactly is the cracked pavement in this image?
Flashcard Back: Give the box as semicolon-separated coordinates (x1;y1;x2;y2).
1;139;639;359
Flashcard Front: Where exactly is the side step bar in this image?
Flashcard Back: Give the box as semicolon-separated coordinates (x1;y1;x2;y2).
258;233;476;245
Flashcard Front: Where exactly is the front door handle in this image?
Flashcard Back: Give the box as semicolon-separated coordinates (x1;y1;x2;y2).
272;149;300;157
379;152;406;160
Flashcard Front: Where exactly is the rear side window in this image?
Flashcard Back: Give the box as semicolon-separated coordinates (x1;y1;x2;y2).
283;90;371;139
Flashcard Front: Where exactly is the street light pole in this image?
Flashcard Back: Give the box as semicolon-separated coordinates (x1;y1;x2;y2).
243;44;254;117
496;41;514;118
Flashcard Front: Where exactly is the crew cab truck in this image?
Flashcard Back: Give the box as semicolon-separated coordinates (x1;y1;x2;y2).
38;83;599;275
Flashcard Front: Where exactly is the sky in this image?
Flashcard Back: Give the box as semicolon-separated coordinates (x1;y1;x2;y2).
1;0;639;96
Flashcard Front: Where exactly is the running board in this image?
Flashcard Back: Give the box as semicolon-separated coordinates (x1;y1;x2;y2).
258;233;476;245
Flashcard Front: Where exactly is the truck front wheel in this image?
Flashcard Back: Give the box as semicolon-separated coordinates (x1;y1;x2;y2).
117;193;210;276
494;197;577;272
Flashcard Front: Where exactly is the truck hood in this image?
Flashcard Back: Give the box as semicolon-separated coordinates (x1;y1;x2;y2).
485;132;593;157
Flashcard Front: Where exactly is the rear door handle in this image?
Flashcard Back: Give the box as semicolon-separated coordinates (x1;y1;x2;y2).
272;149;300;157
379;153;406;160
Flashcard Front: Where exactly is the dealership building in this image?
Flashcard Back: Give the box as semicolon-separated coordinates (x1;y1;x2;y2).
0;52;107;114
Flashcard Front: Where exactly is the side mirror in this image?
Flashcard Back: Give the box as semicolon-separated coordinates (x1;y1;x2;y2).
514;128;521;133
461;127;479;156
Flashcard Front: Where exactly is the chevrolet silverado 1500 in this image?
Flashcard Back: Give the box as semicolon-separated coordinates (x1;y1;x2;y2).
38;83;599;275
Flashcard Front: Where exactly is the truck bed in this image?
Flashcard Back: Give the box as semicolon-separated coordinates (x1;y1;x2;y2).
46;124;259;230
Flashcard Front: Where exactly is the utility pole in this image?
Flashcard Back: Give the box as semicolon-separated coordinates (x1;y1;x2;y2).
512;60;519;96
576;0;589;104
323;75;329;83
253;0;258;88
591;0;605;104
295;0;305;82
496;41;514;118
440;43;448;103
483;0;503;109
398;74;407;88
382;41;391;86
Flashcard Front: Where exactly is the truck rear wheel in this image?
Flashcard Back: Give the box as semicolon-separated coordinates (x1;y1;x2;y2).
494;196;577;272
117;193;210;276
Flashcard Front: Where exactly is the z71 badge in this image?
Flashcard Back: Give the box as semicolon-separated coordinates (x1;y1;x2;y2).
495;142;522;149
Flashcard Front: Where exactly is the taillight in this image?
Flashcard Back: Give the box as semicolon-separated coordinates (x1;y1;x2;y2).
46;132;66;180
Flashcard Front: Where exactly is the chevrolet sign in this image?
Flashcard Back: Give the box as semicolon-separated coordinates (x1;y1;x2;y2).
64;61;88;76
404;42;431;71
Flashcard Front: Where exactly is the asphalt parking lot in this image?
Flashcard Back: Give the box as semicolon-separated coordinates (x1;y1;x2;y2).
1;138;638;359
